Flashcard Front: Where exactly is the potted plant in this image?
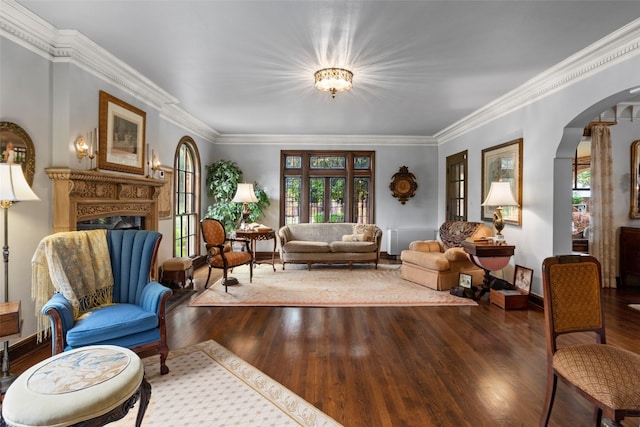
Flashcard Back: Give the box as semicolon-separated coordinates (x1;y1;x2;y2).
205;160;270;232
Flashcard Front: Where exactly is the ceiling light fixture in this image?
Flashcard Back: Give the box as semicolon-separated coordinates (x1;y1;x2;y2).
314;68;353;98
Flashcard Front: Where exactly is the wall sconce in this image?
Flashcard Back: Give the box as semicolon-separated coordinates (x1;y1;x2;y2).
76;129;98;170
151;153;161;171
481;181;519;239
75;136;89;160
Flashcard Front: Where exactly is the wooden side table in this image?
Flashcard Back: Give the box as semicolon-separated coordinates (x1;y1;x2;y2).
235;228;277;271
461;240;515;297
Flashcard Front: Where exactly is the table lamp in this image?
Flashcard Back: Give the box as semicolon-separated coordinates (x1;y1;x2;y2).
0;163;39;393
232;183;258;230
481;181;518;239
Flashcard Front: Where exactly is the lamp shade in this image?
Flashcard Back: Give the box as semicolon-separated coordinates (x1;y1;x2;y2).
481;182;518;207
0;164;39;203
232;183;258;203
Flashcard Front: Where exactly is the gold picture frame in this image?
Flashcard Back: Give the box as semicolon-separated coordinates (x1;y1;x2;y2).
631;140;640;219
481;138;523;225
158;166;173;219
98;90;146;175
0;121;36;186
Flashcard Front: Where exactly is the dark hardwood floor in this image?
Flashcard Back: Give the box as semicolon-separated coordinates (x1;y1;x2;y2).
5;260;640;426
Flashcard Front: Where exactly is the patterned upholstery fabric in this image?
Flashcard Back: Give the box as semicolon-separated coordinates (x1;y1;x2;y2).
548;262;602;333
202;219;227;246
439;221;484;250
554;344;640;409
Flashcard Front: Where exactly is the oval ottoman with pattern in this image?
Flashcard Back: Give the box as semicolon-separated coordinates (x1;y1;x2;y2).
1;345;150;427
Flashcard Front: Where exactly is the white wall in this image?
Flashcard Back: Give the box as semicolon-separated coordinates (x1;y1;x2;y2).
0;36;216;343
438;53;640;296
209;142;439;253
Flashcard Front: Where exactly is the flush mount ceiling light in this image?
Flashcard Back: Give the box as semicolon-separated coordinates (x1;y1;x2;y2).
314;68;353;98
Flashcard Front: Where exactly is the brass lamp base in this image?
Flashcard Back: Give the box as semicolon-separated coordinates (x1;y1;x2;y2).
492;207;505;236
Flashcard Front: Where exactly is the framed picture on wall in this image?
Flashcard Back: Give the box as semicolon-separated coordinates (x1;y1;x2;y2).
98;90;146;175
0;121;36;186
481;138;523;225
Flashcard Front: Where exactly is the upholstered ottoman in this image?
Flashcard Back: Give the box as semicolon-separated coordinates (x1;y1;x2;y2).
161;257;194;289
1;345;150;427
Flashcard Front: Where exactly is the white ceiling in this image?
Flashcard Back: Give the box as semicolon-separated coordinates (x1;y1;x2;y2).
15;1;640;138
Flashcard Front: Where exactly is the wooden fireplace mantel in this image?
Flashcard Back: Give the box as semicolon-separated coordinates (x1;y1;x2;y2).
46;168;165;233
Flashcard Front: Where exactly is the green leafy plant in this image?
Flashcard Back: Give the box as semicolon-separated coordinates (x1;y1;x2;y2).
205;160;270;232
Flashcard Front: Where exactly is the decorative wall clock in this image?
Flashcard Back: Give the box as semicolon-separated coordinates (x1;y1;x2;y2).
389;166;418;204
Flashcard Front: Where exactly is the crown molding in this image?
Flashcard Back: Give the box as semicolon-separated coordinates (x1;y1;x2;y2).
436;17;640;144
2;0;638;146
597;102;640;122
214;134;436;146
0;0;218;142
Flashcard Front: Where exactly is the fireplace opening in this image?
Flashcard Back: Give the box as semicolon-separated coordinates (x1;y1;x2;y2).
77;216;145;231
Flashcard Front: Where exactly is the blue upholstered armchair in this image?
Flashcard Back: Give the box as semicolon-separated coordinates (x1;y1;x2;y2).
37;230;173;374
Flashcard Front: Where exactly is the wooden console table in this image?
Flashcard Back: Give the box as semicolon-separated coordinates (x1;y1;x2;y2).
461;240;515;297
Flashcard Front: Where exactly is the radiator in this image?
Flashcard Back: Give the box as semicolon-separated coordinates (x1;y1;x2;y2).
387;228;436;256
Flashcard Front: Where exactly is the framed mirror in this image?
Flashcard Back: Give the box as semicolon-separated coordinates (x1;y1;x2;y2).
631;140;640;219
0;121;36;186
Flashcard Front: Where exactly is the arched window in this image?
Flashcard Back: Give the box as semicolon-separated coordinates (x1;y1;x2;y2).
174;136;201;258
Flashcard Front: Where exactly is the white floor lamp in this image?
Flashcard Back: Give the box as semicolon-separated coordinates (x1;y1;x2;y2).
0;163;39;393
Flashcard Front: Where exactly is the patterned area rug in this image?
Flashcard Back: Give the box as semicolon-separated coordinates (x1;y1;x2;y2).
190;264;477;307
112;340;341;426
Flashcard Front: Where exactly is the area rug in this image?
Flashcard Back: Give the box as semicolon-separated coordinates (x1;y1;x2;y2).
189;264;477;307
629;304;640;312
112;340;342;426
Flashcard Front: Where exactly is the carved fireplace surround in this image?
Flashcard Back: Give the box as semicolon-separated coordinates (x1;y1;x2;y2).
46;168;165;233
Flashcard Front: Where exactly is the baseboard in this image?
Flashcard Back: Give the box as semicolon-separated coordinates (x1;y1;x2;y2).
527;293;544;311
0;334;50;364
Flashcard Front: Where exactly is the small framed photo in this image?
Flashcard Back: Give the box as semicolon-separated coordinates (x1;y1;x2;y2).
98;90;146;175
513;265;533;293
459;272;472;288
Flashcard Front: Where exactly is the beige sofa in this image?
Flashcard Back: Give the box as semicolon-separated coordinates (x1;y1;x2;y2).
400;221;493;290
278;223;382;270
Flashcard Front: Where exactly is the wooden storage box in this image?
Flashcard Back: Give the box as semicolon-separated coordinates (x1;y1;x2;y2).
490;288;529;309
490;265;533;310
0;300;21;338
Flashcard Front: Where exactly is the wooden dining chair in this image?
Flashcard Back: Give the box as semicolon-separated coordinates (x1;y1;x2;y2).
540;255;640;427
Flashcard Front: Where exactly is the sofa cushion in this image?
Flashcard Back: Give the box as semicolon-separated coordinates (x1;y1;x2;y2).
330;241;378;253
400;251;450;272
353;224;377;241
409;240;442;252
341;234;369;242
66;304;158;347
282;241;331;253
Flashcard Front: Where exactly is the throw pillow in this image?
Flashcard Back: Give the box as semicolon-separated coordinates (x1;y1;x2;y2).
353;224;377;242
342;234;365;242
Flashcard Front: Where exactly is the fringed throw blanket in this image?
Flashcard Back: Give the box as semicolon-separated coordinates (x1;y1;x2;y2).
31;229;114;341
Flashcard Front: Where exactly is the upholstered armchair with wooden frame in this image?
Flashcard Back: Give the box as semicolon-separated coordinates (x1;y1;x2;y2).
201;218;253;292
37;230;173;375
540;255;640;427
